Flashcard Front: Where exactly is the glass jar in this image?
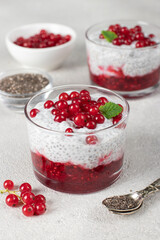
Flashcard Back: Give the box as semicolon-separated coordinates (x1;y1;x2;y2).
85;20;160;98
25;85;129;193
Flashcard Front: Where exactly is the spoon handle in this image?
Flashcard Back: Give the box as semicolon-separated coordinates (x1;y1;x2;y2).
138;178;160;198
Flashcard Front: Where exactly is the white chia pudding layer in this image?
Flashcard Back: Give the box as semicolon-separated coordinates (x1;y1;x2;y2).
86;31;160;77
27;92;126;169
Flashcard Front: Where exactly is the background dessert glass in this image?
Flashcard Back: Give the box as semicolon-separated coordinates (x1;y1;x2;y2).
25;85;129;194
85;20;160;98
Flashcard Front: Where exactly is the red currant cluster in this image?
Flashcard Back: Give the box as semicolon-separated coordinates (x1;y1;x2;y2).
99;24;156;48
30;89;123;131
1;180;46;217
14;29;71;48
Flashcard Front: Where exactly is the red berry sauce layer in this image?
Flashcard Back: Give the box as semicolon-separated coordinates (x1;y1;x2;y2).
14;29;71;48
28;89;126;193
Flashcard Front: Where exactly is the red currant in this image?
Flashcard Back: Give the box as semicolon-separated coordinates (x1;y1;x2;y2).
136;41;145;48
65;128;74;134
59;92;69;101
19;183;32;193
74;113;86;127
134;25;142;32
69;103;80;115
54;114;66;122
86;135;98;145
89;106;99;116
97;97;108;105
3;180;14;190
94;114;105;124
69;91;79;99
135;32;144;40
55;100;68;110
85;120;96;129
99;34;104;39
6;194;19;207
22;192;35;204
148;34;155;38
124;39;132;45
35;194;46;204
72;98;81;105
30;109;39;118
149;41;156;46
35;202;46;215
60;109;69;118
120;27;129;35
80;94;91;101
44;100;54;109
80;89;90;96
112;38;122;46
112;113;122;125
22;204;35;217
51;108;60;115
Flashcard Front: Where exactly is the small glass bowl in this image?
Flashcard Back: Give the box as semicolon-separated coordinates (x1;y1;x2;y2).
85;20;160;98
0;68;53;113
25;85;129;194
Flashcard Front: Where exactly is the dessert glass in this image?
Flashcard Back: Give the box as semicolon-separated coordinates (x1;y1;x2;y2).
85;20;160;98
25;85;129;194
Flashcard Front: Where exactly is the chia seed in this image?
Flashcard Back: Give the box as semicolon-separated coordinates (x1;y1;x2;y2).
0;73;49;96
102;195;138;211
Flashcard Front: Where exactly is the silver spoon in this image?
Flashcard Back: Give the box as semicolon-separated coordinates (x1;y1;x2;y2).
102;178;160;215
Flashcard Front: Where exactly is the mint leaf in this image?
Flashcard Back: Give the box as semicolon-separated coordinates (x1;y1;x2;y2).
102;31;118;42
99;102;122;119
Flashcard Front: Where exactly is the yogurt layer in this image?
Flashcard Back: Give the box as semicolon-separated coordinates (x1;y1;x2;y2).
86;31;160;77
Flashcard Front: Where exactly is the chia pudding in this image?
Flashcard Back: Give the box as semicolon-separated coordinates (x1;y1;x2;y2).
25;85;129;193
86;21;160;97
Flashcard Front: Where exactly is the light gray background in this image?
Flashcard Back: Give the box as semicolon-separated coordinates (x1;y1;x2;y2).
0;0;160;239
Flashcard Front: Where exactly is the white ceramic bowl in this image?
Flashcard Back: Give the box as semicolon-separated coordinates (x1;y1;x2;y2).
5;23;76;70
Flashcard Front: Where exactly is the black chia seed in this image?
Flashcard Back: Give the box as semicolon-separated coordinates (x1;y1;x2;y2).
102;195;138;210
0;73;49;95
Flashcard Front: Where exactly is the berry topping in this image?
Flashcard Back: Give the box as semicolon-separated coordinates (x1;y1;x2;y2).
54;114;66;122
19;183;32;193
3;180;14;190
74;113;86;127
59;92;69;101
30;109;39;118
85;120;97;129
112;113;122;125
51;108;60;115
86;135;98;145
55;100;68;110
94;114;105;124
6;194;19;207
69;91;79;99
69;103;80;115
80;89;90;96
100;24;157;48
44;100;54;109
89;106;99;115
97;97;108;105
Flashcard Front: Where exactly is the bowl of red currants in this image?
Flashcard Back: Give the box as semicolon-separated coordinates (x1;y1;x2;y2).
5;23;76;70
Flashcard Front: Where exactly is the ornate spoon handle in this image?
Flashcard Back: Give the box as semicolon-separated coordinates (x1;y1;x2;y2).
137;178;160;198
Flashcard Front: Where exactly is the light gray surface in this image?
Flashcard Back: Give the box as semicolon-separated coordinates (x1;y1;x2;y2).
0;0;160;239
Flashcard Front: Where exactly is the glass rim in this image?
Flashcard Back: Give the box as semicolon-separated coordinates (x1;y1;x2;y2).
24;84;130;135
85;19;160;50
0;68;53;98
